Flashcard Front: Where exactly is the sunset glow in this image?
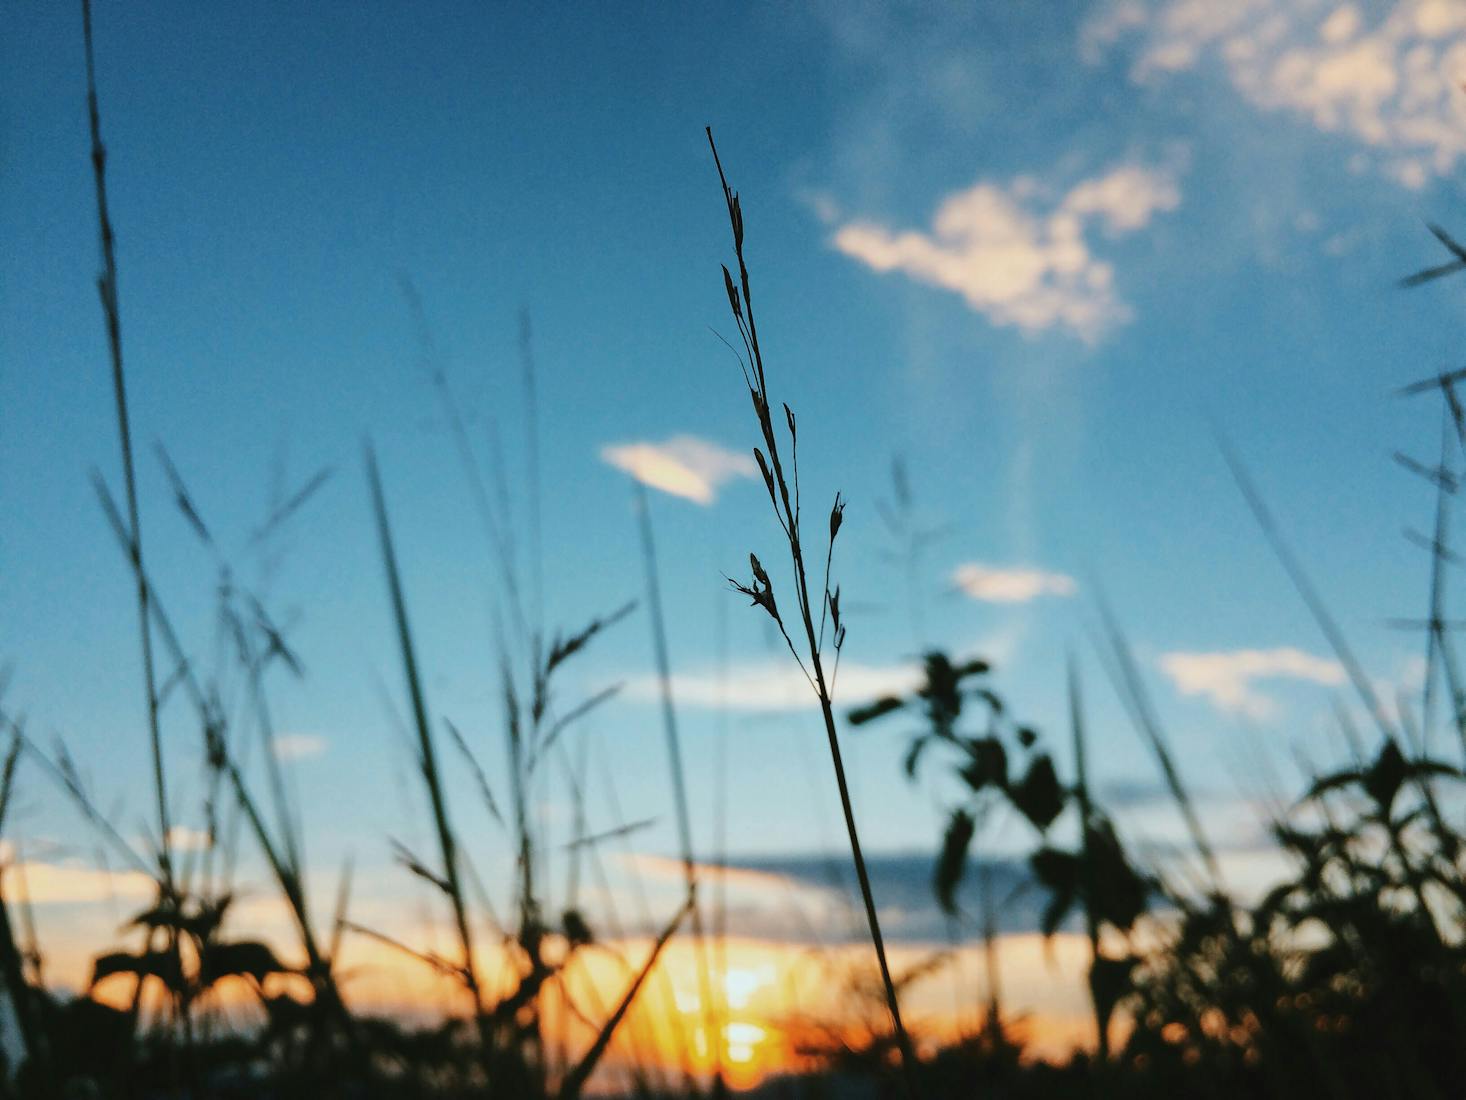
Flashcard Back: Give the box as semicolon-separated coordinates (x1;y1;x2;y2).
37;862;1097;1093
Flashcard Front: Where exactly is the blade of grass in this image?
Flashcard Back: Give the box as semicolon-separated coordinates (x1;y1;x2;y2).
364;443;489;1032
707;128;918;1097
557;894;694;1100
1216;432;1399;743
1090;592;1223;893
633;481;722;1088
81;0;173;902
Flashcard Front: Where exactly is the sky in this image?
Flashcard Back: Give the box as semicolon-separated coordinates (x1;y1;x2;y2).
6;0;1466;1077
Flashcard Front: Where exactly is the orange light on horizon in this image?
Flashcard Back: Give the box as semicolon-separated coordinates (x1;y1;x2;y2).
33;903;1099;1093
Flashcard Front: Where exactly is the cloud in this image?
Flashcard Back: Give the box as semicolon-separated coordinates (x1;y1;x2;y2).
1159;646;1345;718
832;162;1180;339
618;853;804;898
1084;0;1466;188
622;659;922;713
715;851;1064;943
599;435;756;506
612;849;1066;944
951;563;1077;603
165;826;212;851
272;733;327;761
1;860;154;906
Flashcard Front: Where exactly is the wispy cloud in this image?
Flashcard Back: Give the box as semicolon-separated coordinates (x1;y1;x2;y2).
951;563;1077;603
1085;0;1466;188
622;660;922;712
273;733;327;761
618;853;804;898
1;859;154;906
600;435;756;505
832;162;1180;340
1159;646;1345;718
165;825;212;851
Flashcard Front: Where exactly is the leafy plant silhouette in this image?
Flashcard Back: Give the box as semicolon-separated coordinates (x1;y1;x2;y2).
850;651;1151;1059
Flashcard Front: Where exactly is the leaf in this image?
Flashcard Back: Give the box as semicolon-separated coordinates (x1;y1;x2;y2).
847;696;905;726
1030;847;1079;893
128;900;185;933
903;734;934;779
960;736;1008;793
1088;954;1135;1036
974;687;1005;716
1031;848;1080;938
1363;738;1407;814
199;940;289;987
1085;820;1149;931
1304;766;1367;802
1040;882;1078;938
1011;753;1065;832
91;949;184;994
933;808;975;916
918;652;963;737
563;909;595;948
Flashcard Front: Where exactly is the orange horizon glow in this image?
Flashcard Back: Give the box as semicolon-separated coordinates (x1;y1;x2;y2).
43;901;1098;1092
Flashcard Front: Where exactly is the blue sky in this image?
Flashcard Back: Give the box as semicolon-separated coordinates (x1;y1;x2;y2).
6;0;1466;970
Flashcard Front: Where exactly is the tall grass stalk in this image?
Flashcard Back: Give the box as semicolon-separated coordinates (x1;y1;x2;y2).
705;129;918;1094
1066;657;1107;1060
633;481;722;1087
1091;595;1222;893
0;733;53;1091
365;445;491;1044
91;476;356;1055
78;8;198;1086
80;0;173;903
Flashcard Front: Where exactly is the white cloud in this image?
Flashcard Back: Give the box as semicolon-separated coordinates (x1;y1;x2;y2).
951;563;1077;603
1159;646;1345;718
1085;0;1466;188
623;660;922;712
600;435;756;505
272;733;327;761
832;162;1180;340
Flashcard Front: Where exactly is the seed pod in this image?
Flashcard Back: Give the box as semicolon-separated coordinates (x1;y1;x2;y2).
754;447;775;500
750;553;771;589
722;265;741;318
829;493;846;541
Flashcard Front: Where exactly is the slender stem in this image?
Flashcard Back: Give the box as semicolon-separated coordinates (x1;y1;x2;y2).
706;127;918;1095
1068;657;1108;1060
798;544;921;1090
635;483;722;1086
81;0;172;893
365;446;493;1070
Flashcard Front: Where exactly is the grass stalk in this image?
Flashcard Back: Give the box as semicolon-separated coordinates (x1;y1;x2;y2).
364;444;490;1039
80;0;173;906
1066;657;1107;1060
633;481;722;1088
557;895;695;1100
706;128;919;1096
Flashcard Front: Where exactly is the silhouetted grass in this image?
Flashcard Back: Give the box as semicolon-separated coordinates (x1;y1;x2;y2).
16;10;1466;1094
707;128;920;1097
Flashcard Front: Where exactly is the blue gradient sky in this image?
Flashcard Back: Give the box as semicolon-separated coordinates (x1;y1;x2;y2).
6;1;1466;956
